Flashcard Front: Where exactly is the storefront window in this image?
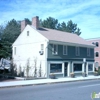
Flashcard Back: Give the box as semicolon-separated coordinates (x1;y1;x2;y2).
74;64;82;71
50;64;62;73
88;64;93;71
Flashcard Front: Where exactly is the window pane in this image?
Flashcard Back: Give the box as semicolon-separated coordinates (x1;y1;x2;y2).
54;45;56;53
27;31;29;36
76;47;80;56
41;44;44;50
74;64;82;71
96;42;99;47
88;64;93;71
50;64;62;73
14;47;16;55
95;62;99;67
52;44;58;54
87;48;90;56
95;52;99;57
63;46;67;55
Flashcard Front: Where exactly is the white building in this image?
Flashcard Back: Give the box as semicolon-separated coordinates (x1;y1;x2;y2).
12;16;95;78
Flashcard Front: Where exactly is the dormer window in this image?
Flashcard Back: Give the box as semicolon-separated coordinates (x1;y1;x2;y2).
27;31;29;36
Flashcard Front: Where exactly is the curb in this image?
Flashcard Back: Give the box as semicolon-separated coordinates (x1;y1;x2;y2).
0;77;100;88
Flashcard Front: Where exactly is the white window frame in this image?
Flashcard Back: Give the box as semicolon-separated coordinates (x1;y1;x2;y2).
41;44;44;51
76;47;80;56
50;63;62;73
52;44;58;55
14;47;16;55
63;45;67;55
87;48;90;56
27;31;29;36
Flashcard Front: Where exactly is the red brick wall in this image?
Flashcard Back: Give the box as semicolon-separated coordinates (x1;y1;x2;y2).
87;39;100;66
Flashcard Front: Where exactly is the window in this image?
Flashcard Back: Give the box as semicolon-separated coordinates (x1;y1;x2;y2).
87;48;90;56
95;62;99;67
76;47;80;56
95;52;99;57
27;31;29;36
88;64;93;71
73;64;82;71
96;42;99;47
50;64;62;73
52;44;58;55
41;44;44;50
14;47;16;55
63;45;67;55
92;42;95;45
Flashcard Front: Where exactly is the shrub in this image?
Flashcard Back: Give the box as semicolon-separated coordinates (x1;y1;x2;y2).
49;74;56;79
98;66;100;75
70;72;75;78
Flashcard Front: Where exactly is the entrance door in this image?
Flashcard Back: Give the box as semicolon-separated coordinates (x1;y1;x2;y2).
64;62;68;76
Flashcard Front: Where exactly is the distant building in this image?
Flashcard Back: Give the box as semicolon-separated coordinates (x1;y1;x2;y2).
86;38;100;67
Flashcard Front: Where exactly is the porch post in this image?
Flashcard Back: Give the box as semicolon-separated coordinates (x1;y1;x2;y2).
93;63;95;72
67;62;70;77
72;62;73;73
82;63;84;73
86;62;88;75
62;62;64;77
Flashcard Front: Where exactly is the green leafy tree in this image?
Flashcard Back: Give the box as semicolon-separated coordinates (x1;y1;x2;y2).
0;40;11;58
66;20;81;35
1;19;21;43
0;25;4;39
0;19;21;58
60;22;67;31
24;18;31;25
40;17;81;35
40;17;58;29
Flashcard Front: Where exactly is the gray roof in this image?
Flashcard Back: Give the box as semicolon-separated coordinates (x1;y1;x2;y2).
35;27;94;47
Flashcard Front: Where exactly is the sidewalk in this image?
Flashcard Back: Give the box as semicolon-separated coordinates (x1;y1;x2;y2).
0;75;100;88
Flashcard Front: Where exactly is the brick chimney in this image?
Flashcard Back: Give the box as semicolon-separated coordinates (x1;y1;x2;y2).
21;20;27;32
32;16;39;29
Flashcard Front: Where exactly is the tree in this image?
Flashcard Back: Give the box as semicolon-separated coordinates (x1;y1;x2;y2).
66;20;81;35
60;22;67;31
0;40;11;58
25;18;31;25
1;19;21;43
0;19;21;58
0;25;4;39
40;17;58;29
40;17;81;35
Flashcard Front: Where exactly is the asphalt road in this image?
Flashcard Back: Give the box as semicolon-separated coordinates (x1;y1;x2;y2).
0;80;100;100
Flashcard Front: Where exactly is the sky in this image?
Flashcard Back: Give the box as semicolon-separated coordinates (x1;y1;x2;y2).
0;0;100;39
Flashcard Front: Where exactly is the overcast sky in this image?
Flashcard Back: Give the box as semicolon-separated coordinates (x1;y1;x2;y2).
0;0;100;39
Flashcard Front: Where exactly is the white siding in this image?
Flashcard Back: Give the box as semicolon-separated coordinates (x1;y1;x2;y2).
12;25;48;77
